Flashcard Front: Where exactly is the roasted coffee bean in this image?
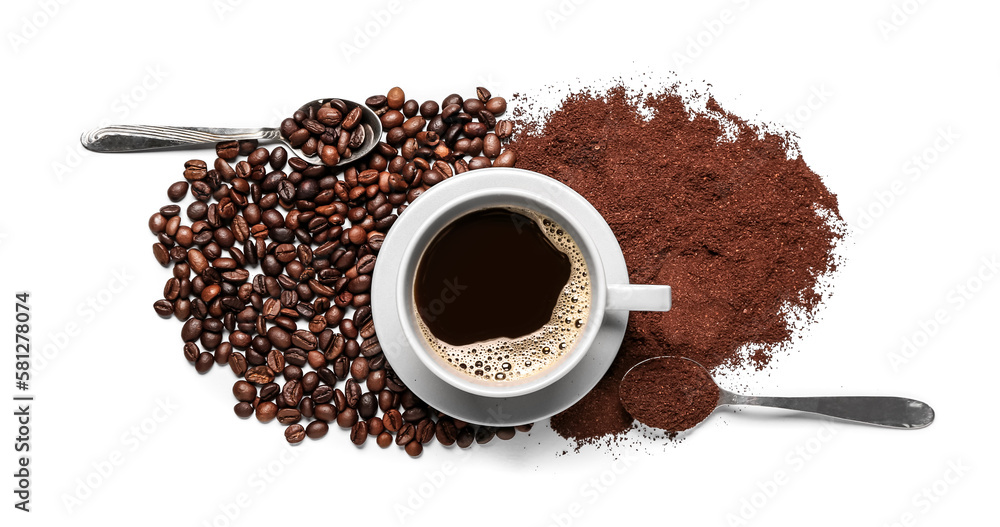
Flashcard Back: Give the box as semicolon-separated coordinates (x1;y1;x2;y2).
464;122;487;138
342;106;363;130
215;342;233;365
183;342;200;362
365;95;387;109
154;299;174;317
468;156;492;170
376;432;393;448
475;426;497;444
259;382;280;402
366;369;386;393
402;116;425;137
284;424;306;443
378;390;396;412
383;409;403;432
256;401;278;422
310;384;333;405
436;419;459;446
277;408;301;425
496;426;517;440
381;110;404;129
216;141;239;160
456;426;475;448
350;421;368;445
315;403;336;422
347;274;371;294
301;371;319;393
345;379;362;407
360;336;381;357
402;407;427;423
268;147;287;170
403;99;419;118
183;160;208;181
393;423;415;447
281;379;303;407
232;380;256;402
483;133;501;158
386;87;405;109
419;100;439;118
495;120;514;139
228;352;248;376
189;352;215;373
168;181;189;202
357;392;378;420
234;402;254;418
494;150;517;167
350;356;369;380
337;408;358;428
306;420;329;439
245;365;275;384
405;440;423;457
367;416;384;437
333;355;350;379
181;318;203;341
291;329;317;350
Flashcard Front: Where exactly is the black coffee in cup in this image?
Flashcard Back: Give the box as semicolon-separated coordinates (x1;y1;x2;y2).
413;207;591;382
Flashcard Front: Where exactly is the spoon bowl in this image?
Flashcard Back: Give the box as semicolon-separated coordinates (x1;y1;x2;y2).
620;356;935;432
80;97;382;167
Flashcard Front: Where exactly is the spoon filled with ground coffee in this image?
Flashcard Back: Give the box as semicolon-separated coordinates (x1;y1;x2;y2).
619;356;935;432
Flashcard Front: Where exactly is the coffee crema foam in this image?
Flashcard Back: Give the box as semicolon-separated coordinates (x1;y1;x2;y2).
415;209;591;382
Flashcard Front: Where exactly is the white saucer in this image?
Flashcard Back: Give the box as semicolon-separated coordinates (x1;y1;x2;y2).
371;168;629;426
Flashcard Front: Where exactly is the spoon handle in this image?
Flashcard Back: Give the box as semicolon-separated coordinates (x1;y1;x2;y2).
81;125;280;153
720;392;934;429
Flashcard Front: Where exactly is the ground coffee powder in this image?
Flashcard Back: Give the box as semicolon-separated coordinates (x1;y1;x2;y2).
508;84;844;445
619;357;720;433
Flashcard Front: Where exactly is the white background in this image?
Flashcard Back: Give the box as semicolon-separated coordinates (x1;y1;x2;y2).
2;0;998;525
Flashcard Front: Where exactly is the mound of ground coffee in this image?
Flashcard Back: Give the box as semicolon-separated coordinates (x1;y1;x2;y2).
508;84;844;445
619;357;720;433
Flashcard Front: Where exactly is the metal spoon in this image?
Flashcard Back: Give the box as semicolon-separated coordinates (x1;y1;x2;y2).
620;356;935;431
79;98;382;167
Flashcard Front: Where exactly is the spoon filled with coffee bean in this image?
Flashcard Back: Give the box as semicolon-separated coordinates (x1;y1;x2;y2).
619;356;935;432
81;97;382;167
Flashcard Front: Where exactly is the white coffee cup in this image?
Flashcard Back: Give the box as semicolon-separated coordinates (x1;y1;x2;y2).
377;168;671;399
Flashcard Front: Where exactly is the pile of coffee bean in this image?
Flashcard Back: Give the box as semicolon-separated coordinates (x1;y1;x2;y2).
149;87;526;456
277;99;370;165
